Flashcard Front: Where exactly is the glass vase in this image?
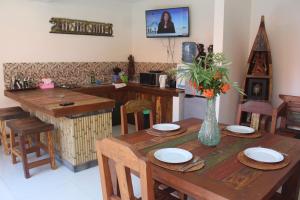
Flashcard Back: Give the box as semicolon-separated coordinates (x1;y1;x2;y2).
198;97;220;147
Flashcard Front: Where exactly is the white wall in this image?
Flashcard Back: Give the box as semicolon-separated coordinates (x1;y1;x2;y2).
218;0;251;124
213;0;225;120
2;0;299;120
131;0;214;63
0;0;132;107
249;0;300;106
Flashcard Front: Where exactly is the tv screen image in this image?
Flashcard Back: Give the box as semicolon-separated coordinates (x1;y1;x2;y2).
146;7;189;38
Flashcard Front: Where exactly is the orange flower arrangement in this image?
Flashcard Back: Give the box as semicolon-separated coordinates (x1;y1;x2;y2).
221;83;231;93
178;53;243;99
175;53;244;147
203;89;215;99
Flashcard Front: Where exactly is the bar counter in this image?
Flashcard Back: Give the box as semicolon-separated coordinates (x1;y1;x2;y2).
5;88;115;171
4;84;184;171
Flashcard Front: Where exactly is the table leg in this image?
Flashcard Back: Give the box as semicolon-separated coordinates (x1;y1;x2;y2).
280;163;300;200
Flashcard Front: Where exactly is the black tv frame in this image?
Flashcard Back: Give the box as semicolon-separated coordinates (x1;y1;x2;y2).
145;7;190;38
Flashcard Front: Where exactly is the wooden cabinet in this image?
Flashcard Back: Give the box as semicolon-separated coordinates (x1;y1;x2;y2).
74;83;183;124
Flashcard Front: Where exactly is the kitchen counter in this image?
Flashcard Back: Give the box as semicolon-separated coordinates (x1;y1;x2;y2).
74;82;185;123
4;88;114;172
4;84;183;171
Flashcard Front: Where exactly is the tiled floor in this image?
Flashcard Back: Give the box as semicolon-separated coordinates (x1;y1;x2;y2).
0;125;140;200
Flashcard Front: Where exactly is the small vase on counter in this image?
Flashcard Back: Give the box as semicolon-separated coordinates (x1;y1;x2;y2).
90;71;96;84
166;69;177;88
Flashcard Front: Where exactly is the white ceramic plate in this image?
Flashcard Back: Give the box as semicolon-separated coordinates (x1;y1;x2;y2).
226;125;255;134
154;148;193;164
153;123;181;132
244;147;284;163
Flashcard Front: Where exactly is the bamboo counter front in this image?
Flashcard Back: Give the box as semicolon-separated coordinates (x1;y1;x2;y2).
4;88;115;171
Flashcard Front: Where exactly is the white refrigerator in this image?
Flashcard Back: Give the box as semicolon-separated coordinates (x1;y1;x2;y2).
176;64;207;120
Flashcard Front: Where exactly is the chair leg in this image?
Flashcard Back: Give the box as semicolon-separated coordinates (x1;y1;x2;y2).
0;121;2;146
20;135;30;178
1;121;10;155
10;129;17;164
47;131;56;170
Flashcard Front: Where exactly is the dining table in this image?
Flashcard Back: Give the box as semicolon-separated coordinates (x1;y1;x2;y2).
116;118;300;200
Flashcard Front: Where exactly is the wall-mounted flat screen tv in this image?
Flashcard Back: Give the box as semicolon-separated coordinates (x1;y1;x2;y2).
146;7;190;38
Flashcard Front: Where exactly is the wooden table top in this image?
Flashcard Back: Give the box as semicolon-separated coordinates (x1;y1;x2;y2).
118;118;300;200
4;88;115;118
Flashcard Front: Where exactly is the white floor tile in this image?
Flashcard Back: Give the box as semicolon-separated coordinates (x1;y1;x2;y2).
0;179;15;200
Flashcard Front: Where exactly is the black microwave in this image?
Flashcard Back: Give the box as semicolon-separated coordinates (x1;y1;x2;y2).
139;71;162;86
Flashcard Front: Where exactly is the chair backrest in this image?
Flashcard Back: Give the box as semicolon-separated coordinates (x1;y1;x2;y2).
279;95;300;129
121;100;154;135
236;100;277;133
96;137;154;200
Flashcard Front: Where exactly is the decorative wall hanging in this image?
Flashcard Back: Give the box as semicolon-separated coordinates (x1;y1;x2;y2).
49;17;113;37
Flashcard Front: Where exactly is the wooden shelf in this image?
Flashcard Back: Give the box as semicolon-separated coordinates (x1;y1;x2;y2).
241;16;272;102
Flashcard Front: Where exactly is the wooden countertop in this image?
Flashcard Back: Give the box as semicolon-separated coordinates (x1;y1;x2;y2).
74;82;184;97
128;83;184;97
4;88;115;118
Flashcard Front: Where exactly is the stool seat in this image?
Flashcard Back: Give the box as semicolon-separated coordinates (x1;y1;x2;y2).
0;107;30;155
0;107;29;121
7;117;54;135
0;106;23;113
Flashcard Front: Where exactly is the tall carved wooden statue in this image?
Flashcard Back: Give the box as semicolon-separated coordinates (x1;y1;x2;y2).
242;16;272;102
239;16;273;131
128;55;135;81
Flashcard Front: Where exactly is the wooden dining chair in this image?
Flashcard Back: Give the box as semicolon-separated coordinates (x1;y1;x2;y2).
275;94;300;137
121;100;155;135
96;137;178;200
236;100;277;134
120;100;187;199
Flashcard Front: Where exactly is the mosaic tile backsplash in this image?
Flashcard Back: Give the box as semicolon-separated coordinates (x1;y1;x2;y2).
3;62;176;89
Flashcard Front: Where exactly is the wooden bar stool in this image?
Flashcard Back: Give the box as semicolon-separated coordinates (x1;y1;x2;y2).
0;107;30;155
6;117;56;178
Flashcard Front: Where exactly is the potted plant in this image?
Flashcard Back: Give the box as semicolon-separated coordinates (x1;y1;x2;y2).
119;72;128;84
176;53;243;146
166;69;177;88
